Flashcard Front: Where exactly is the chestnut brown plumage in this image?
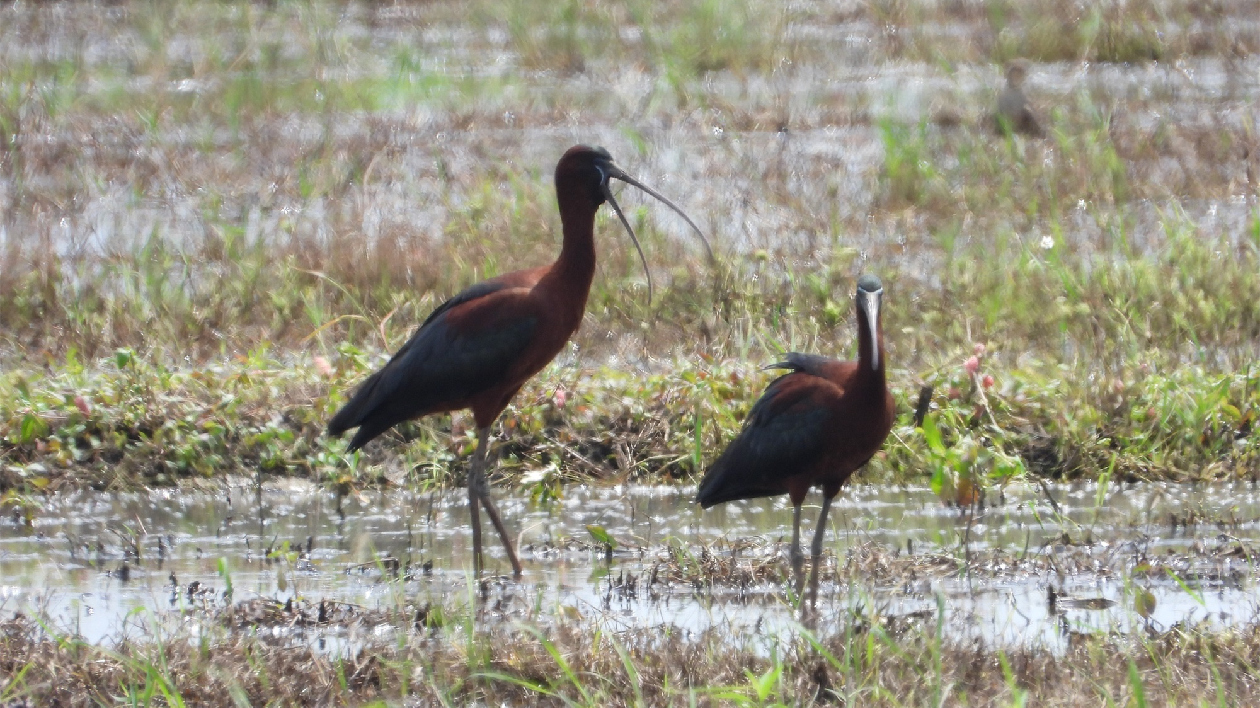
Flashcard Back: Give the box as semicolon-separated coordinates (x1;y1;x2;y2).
698;274;895;609
329;145;709;577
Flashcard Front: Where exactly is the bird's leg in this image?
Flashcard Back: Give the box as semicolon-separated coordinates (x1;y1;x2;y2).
807;494;834;611
791;503;805;600
472;427;524;578
467;429;486;577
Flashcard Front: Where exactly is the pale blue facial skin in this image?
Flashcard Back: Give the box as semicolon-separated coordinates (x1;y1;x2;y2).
856;274;884;371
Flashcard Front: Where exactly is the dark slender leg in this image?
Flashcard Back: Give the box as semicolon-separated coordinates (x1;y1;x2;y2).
790;503;804;599
467;432;486;576
471;427;524;577
807;495;834;610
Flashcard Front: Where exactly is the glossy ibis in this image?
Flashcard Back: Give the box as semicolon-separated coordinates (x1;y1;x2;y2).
697;274;894;608
994;59;1044;138
328;145;708;577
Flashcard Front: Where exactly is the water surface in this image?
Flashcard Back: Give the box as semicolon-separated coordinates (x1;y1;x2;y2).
2;480;1258;651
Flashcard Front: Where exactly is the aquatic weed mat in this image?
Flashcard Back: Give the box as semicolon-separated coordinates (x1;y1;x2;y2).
5;598;1260;705
1;348;1258;496
653;534;1260;589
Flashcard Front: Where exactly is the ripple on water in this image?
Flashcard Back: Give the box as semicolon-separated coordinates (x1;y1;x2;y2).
1;479;1258;652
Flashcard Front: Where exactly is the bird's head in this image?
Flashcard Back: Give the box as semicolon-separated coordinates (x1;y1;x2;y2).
556;145;617;206
1005;59;1030;88
556;145;712;303
856;274;884;371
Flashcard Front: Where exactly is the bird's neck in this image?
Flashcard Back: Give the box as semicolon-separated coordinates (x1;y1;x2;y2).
544;194;598;311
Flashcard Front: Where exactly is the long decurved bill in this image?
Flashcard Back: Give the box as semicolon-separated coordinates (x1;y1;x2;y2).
600;164;713;305
858;288;882;371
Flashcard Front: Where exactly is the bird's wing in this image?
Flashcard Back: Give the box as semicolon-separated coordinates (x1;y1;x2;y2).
696;372;841;507
327;281;539;448
764;352;835;378
417;279;509;330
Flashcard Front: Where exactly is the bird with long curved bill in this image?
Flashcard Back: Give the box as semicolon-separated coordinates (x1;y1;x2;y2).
697;274;895;611
328;145;710;577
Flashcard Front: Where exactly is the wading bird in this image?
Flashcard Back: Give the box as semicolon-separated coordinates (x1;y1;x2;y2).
994;59;1044;138
697;274;894;609
328;145;708;577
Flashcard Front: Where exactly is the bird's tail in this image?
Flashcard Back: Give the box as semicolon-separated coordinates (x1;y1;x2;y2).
326;371;384;445
696;453;737;508
696;441;781;508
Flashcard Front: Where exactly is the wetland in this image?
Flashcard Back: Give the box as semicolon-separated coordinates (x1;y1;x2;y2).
2;0;1260;703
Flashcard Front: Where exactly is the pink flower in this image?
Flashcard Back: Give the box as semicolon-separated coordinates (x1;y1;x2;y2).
74;395;91;416
552;389;567;409
973;343;987;357
313;356;334;378
982;374;994;389
964;356;980;376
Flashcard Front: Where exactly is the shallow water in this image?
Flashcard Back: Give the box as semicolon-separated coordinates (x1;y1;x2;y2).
2;480;1258;651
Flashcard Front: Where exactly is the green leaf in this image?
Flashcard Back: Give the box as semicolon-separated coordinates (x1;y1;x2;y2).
1133;587;1157;619
746;662;782;702
929;466;947;497
217;557;234;596
1128;660;1148;708
64;347;81;373
586;524;617;549
922;412;944;453
18;414;47;444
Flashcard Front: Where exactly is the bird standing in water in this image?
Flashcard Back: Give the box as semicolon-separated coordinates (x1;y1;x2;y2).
697;275;895;610
329;145;708;577
994;59;1045;138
